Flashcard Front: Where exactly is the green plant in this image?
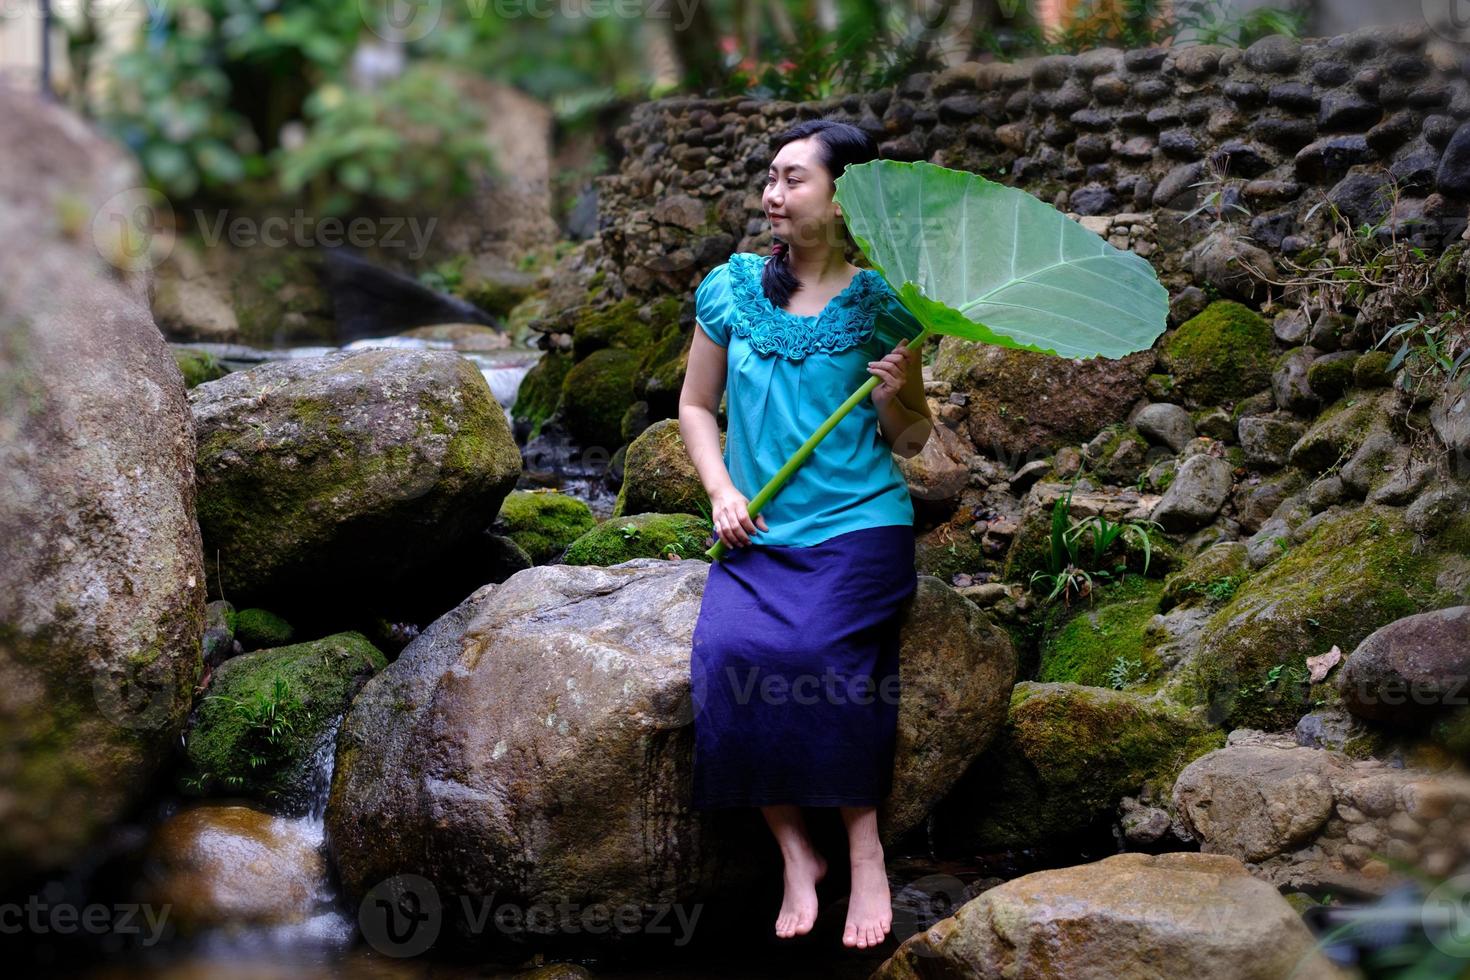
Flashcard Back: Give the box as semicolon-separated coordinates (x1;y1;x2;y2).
202;675;302;776
1105;654;1147;690
1182;573;1244;604
1374;312;1470;398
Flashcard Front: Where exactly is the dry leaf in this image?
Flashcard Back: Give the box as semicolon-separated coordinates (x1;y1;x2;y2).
1307;645;1342;683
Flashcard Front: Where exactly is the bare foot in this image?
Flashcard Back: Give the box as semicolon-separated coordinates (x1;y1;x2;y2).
842;843;891;949
774;844;828;938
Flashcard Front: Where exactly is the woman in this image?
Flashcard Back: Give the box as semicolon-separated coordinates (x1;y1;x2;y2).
676;119;934;950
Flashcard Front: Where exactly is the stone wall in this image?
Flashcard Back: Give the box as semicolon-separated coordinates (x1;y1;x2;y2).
589;22;1470;300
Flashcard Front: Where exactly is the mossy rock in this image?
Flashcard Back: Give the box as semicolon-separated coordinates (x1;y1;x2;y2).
916;532;987;582
1306;352;1360;403
611;418;716;519
1160;540;1250;611
232;608;294;650
173;348;230;388
570;298;678;359
559;347;641;450
1352;350;1394;388
1158;300;1275;408
1170;505;1468;731
934;681;1225;850
512;350;572;440
1037;577;1168;690
495;489;598;564
1288;388;1393;472
182;631;386;813
561;512;714;566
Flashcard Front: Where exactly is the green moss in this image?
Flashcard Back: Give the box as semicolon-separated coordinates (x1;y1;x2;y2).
173;348;230;388
1159;300;1275;407
496;489;598;564
570;298;661;358
512;350;572;440
611;419;714;519
1179;505;1463;731
1307;353;1359;402
1288;389;1389;472
1352;350;1394;388
1038;577;1167;689
1161;541;1250;611
559;347;641;449
561;512;714;566
182;631;386;812
232;608;294;649
946;682;1226;849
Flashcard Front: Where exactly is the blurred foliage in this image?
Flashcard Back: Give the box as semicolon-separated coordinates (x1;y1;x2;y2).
276;67;496;216
980;0;1305;58
84;0;1308;211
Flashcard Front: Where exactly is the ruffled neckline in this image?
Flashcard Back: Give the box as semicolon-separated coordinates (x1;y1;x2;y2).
725;252;888;361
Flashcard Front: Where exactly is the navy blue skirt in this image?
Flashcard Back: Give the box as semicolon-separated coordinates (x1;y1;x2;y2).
689;523;918;809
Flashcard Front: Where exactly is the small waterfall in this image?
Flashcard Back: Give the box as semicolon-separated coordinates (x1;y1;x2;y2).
189;715;356;960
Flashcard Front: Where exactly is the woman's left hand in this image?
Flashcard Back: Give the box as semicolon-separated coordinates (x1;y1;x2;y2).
869;339;917;408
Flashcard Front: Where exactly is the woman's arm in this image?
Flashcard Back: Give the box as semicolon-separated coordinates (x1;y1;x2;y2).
679;328;768;547
870;339;933;460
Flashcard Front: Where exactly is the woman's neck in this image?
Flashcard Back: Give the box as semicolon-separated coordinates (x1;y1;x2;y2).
785;243;852;286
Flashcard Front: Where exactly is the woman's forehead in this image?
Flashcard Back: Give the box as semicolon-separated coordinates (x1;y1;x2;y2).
770;138;821;171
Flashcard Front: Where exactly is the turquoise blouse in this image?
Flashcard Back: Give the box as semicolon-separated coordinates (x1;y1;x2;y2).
694;251;925;548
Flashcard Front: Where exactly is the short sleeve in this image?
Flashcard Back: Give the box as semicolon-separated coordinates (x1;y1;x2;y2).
694;262;735;347
872;290;925;349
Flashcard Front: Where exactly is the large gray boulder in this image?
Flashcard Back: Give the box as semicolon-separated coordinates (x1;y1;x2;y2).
189;347;521;606
0;89;205;886
325;560;1015;949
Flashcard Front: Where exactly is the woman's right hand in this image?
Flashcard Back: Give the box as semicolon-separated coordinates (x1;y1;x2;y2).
710;489;768;549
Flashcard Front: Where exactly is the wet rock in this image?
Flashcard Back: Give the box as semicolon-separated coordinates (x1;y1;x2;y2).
0;87;206;886
873;851;1341;980
326;563;1017;930
190;348;521;608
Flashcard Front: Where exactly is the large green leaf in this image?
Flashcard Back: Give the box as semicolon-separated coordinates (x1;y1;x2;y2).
833;159;1168;360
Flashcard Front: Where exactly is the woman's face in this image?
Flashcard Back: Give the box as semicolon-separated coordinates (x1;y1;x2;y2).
763;137;840;248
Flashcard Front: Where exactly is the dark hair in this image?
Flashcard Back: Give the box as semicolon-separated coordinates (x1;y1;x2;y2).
762;119;880;311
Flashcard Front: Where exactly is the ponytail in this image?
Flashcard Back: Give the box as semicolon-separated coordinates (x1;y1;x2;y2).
762;237;801;311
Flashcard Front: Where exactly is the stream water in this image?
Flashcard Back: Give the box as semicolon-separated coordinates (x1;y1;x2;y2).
23;333;1128;977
